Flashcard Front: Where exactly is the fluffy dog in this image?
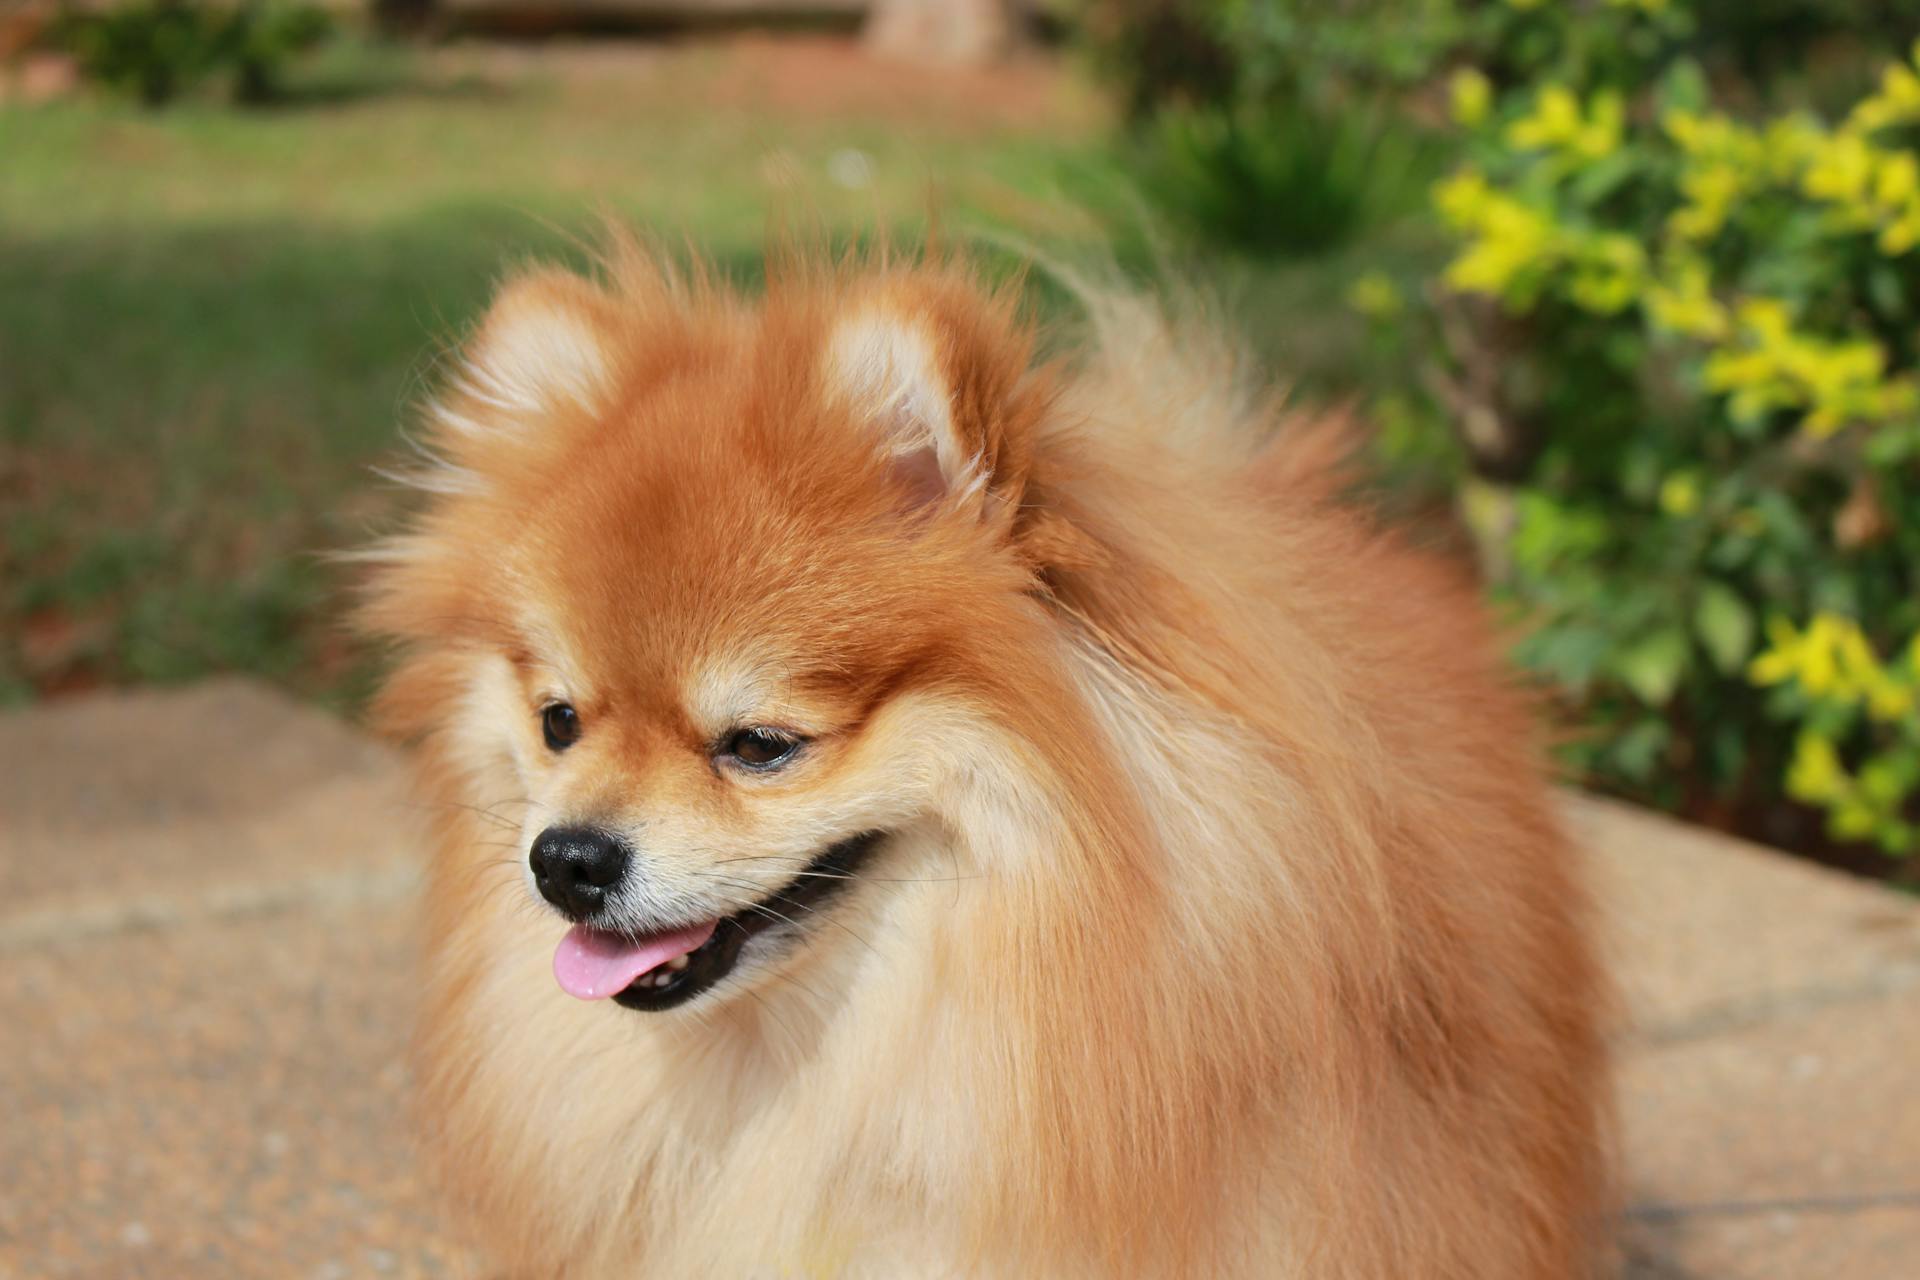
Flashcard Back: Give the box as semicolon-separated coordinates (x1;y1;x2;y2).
359;238;1613;1278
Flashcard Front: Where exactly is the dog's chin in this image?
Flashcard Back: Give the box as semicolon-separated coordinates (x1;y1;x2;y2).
575;830;889;1013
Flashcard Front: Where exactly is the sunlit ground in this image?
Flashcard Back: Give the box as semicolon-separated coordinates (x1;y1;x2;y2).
0;33;1429;709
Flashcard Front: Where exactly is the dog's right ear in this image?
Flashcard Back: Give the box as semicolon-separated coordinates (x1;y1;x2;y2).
459;270;617;421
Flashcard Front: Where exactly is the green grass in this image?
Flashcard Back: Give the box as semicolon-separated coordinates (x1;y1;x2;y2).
0;33;1421;710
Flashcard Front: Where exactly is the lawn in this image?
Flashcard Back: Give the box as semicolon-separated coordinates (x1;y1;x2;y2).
0;33;1408;711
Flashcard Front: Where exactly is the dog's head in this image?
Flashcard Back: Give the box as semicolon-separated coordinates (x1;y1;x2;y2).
363;250;1090;1011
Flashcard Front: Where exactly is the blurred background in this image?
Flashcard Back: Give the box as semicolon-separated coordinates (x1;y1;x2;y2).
9;5;1920;1278
6;0;1920;887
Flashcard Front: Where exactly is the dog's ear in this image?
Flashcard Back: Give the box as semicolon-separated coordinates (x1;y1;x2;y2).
824;309;982;510
463;270;616;419
822;278;1043;519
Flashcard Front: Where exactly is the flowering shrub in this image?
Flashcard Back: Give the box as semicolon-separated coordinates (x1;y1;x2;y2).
1753;616;1920;851
1378;0;1920;855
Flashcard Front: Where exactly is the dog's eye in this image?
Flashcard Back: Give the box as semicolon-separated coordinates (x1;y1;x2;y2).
721;727;803;770
541;703;582;752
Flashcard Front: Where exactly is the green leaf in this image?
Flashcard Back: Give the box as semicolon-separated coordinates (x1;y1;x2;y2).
1867;263;1907;321
1865;424;1919;467
1615;627;1690;706
1521;623;1614;691
1694;582;1755;674
1569;151;1639;206
1608;718;1672;782
1656;57;1709;116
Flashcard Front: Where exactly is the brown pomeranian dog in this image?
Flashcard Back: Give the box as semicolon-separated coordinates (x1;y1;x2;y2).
358;236;1612;1278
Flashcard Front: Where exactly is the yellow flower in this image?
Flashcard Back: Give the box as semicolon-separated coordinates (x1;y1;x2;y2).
1703;349;1774;394
1787;731;1847;804
1508;85;1582;151
1803;408;1843;437
1648;289;1728;338
1432;169;1492;226
1657;472;1701;517
1566;232;1644;313
1782;97;1920;256
1878;376;1919;418
1876;150;1918;206
1796;615;1842;696
1808;341;1886;435
1861;757;1912;804
1507;86;1622;160
1850;62;1920;134
1833;618;1883;696
1645;259;1728;339
1748;614;1843;695
1764;114;1826;180
1449;68;1493;128
1803;132;1875;205
1866;676;1916;722
1748;617;1807;686
1750;615;1908;708
1763;622;1920;723
1663;108;1701;151
1568;272;1639;313
1663;109;1762;166
1880;212;1920;256
1869;151;1920;256
1346;271;1402;320
1737;297;1794;342
1663;109;1706;152
1445;237;1533;296
1577;91;1625;160
1669;163;1744;241
1700;298;1897;437
1830;799;1880;840
1439;189;1558;300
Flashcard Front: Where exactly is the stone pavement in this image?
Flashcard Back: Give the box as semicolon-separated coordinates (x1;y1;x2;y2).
2;680;1917;1278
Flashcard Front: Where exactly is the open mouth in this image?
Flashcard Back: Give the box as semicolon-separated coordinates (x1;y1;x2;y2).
551;831;887;1012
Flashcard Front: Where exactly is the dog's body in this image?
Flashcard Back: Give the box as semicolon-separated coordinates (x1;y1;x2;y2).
362;243;1612;1278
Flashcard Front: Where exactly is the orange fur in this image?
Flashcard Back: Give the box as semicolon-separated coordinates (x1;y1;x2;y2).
358;237;1614;1278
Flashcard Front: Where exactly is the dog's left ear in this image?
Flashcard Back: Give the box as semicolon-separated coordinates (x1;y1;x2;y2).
826;311;976;509
823;297;1036;516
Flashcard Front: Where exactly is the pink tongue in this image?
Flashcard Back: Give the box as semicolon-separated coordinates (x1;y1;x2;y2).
552;920;718;1000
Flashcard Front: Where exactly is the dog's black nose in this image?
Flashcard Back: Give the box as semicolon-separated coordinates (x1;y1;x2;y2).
529;826;630;919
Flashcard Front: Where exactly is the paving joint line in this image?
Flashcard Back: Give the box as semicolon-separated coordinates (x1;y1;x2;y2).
1625;965;1920;1047
1624;1190;1920;1221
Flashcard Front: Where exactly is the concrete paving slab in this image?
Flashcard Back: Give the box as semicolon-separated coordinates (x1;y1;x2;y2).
3;683;1918;1278
1569;793;1920;1040
1576;794;1920;1275
0;677;421;941
1619;989;1920;1202
0;680;465;1279
1624;1204;1920;1280
0;896;473;1280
